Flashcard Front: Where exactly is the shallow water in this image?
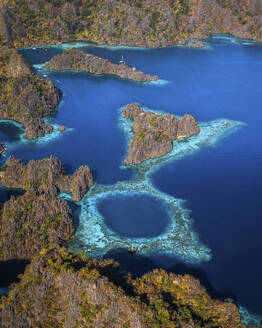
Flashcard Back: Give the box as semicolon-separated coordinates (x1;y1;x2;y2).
1;36;262;320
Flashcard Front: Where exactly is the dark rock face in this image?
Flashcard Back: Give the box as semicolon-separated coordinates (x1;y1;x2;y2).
46;48;158;82
0;248;246;328
0;156;93;202
122;104;200;164
0;46;61;139
0;156;93;260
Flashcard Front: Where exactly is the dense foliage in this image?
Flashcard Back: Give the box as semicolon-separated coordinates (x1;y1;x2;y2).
0;46;60;138
0;247;245;328
0;0;261;48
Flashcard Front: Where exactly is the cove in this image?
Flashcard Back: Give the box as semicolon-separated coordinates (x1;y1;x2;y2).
97;192;171;238
0;35;261;321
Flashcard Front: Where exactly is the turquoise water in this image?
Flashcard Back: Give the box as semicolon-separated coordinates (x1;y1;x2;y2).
0;36;261;322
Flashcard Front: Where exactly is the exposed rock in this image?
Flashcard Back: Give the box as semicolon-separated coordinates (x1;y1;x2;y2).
0;191;74;261
46;48;158;82
122;104;200;164
177;113;201;139
58;125;66;131
0;156;93;261
0;156;93;201
0;46;61;139
0;247;246;328
57;165;94;202
0;0;262;48
186;39;205;48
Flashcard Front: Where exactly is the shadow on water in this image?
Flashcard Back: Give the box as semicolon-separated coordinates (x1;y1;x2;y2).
0;187;25;203
0;121;23;142
67;200;81;230
104;248;236;302
0;259;30;286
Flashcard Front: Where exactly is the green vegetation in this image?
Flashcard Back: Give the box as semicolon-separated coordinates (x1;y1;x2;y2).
0;248;245;328
0;0;260;48
0;46;60;139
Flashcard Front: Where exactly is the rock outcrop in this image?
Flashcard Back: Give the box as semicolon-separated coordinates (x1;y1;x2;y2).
122;103;200;164
0;156;93;260
0;156;93;202
0;0;262;48
0;191;74;260
46;48;158;82
0;46;61;139
0;247;246;328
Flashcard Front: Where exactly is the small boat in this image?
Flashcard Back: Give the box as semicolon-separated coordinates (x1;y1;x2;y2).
223;121;229;126
119;55;126;65
0;143;7;155
128;247;137;254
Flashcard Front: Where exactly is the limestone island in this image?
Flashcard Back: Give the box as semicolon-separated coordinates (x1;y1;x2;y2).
0;46;61;139
123;103;200;164
45;48;158;83
0;156;93;261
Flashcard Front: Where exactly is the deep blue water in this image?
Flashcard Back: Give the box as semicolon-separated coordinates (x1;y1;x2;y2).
97;193;171;238
0;37;261;319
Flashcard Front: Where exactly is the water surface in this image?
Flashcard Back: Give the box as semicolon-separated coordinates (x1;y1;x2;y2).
0;36;261;320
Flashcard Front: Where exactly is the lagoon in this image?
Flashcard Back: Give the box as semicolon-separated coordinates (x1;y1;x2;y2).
1;36;262;322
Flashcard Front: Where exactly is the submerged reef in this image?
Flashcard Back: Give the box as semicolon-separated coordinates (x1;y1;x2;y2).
0;46;61;139
0;247;246;328
0;115;254;327
46;48;158;82
0;156;93;260
0;0;261;48
67;108;243;262
122;103;200;164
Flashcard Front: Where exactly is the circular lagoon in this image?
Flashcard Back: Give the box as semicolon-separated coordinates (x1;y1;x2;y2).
97;193;172;238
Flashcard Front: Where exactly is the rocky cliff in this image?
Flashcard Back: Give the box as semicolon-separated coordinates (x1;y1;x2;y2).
0;156;93;260
46;48;158;82
0;46;61;139
0;156;93;202
0;0;261;48
123;103;200;164
0;247;246;328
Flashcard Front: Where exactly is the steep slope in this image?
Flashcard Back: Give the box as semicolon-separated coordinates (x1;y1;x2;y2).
0;247;246;328
0;156;93;260
0;0;261;48
0;46;61;139
46;48;158;82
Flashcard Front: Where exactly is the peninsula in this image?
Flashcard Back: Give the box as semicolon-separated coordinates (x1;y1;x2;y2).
0;155;255;328
46;48;158;82
123;103;200;164
0;46;60;139
0;156;93;261
0;247;246;328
